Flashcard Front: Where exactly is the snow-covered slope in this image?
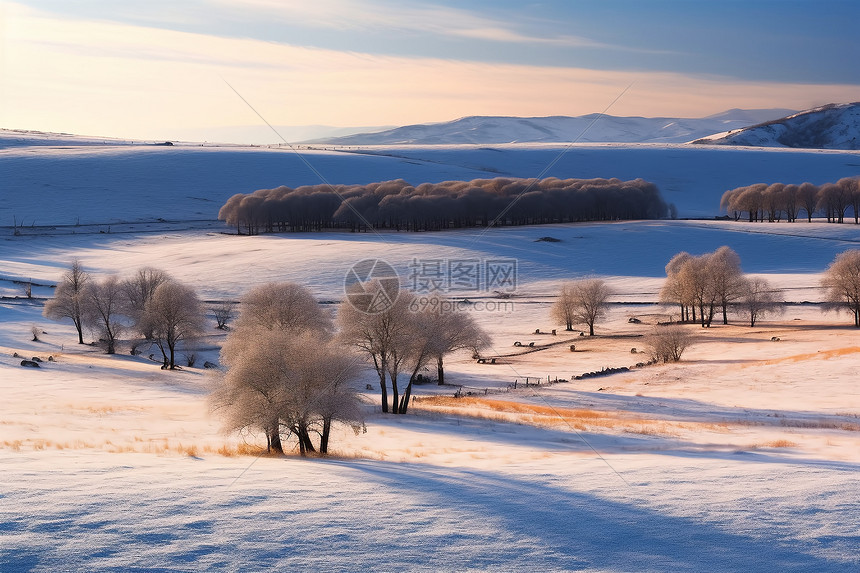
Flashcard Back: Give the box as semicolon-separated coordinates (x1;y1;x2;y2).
310;109;794;145
694;103;860;149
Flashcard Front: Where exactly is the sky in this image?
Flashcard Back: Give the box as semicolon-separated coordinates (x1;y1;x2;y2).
1;0;859;142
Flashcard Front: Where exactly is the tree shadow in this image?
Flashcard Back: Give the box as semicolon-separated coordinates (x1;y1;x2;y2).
322;458;853;572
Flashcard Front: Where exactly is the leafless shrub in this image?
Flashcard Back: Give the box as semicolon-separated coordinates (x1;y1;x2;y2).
736;277;784;326
212;301;236;330
647;324;694;363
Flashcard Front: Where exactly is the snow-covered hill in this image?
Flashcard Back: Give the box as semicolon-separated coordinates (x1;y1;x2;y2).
310;109;794;145
694;103;860;150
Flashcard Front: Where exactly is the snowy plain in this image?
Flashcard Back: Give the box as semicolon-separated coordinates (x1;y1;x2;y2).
2;132;860;571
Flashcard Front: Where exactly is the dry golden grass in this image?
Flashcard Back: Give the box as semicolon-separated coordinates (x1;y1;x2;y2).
753;346;860;367
767;439;799;448
413;395;720;437
745;439;799;450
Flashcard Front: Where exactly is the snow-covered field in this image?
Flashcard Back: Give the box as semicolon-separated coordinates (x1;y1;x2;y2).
2;134;860;571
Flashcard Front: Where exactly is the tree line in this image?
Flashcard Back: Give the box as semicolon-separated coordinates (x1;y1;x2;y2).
658;247;860;328
720;177;860;223
218;177;672;234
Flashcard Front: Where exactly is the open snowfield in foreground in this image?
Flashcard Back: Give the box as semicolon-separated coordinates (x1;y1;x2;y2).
2;217;860;571
2;135;860;570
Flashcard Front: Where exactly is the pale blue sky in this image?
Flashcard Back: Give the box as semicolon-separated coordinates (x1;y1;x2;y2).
2;0;858;140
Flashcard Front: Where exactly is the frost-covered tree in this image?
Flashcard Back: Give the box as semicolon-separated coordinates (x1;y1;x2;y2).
83;275;126;354
140;280;205;369
212;330;362;455
211;282;360;454
236;282;332;334
43;260;90;344
821;250;860;327
736;277;783;327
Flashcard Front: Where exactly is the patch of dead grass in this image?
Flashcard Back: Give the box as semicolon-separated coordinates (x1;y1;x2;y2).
413;396;721;437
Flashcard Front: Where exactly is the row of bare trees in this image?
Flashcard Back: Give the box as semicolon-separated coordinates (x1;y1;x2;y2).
43;263;205;367
720;177;860;223
661;247;860;328
218;177;671;234
660;247;782;327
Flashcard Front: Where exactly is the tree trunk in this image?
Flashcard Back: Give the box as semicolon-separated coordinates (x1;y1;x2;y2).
299;423;316;455
390;372;399;415
268;424;283;455
589;323;595;336
377;372;388;413
74;320;84;344
436;355;445;385
399;377;416;414
320;418;332;454
722;304;729;325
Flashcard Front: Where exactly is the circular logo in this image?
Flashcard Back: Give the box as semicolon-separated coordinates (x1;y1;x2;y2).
344;259;400;313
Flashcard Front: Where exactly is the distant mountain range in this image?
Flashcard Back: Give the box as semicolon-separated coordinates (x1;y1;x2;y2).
308;108;796;145
693;102;860;150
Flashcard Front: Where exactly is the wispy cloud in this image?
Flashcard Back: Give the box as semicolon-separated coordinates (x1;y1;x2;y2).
214;0;617;49
2;1;855;140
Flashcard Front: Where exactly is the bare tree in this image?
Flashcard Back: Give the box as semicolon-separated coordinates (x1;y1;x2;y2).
838;177;860;224
797;182;819;222
43;260;91;344
821;250;860;327
235;282;332;334
554;279;611;335
763;183;785;222
337;288;420;414
427;306;490;386
122;267;171;338
660;252;695;322
211;330;362;455
709;246;745;325
817;183;850;224
736;277;784;327
647;324;694;363
212;300;236;330
83;275;126;354
140;280;205;369
550;283;577;331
